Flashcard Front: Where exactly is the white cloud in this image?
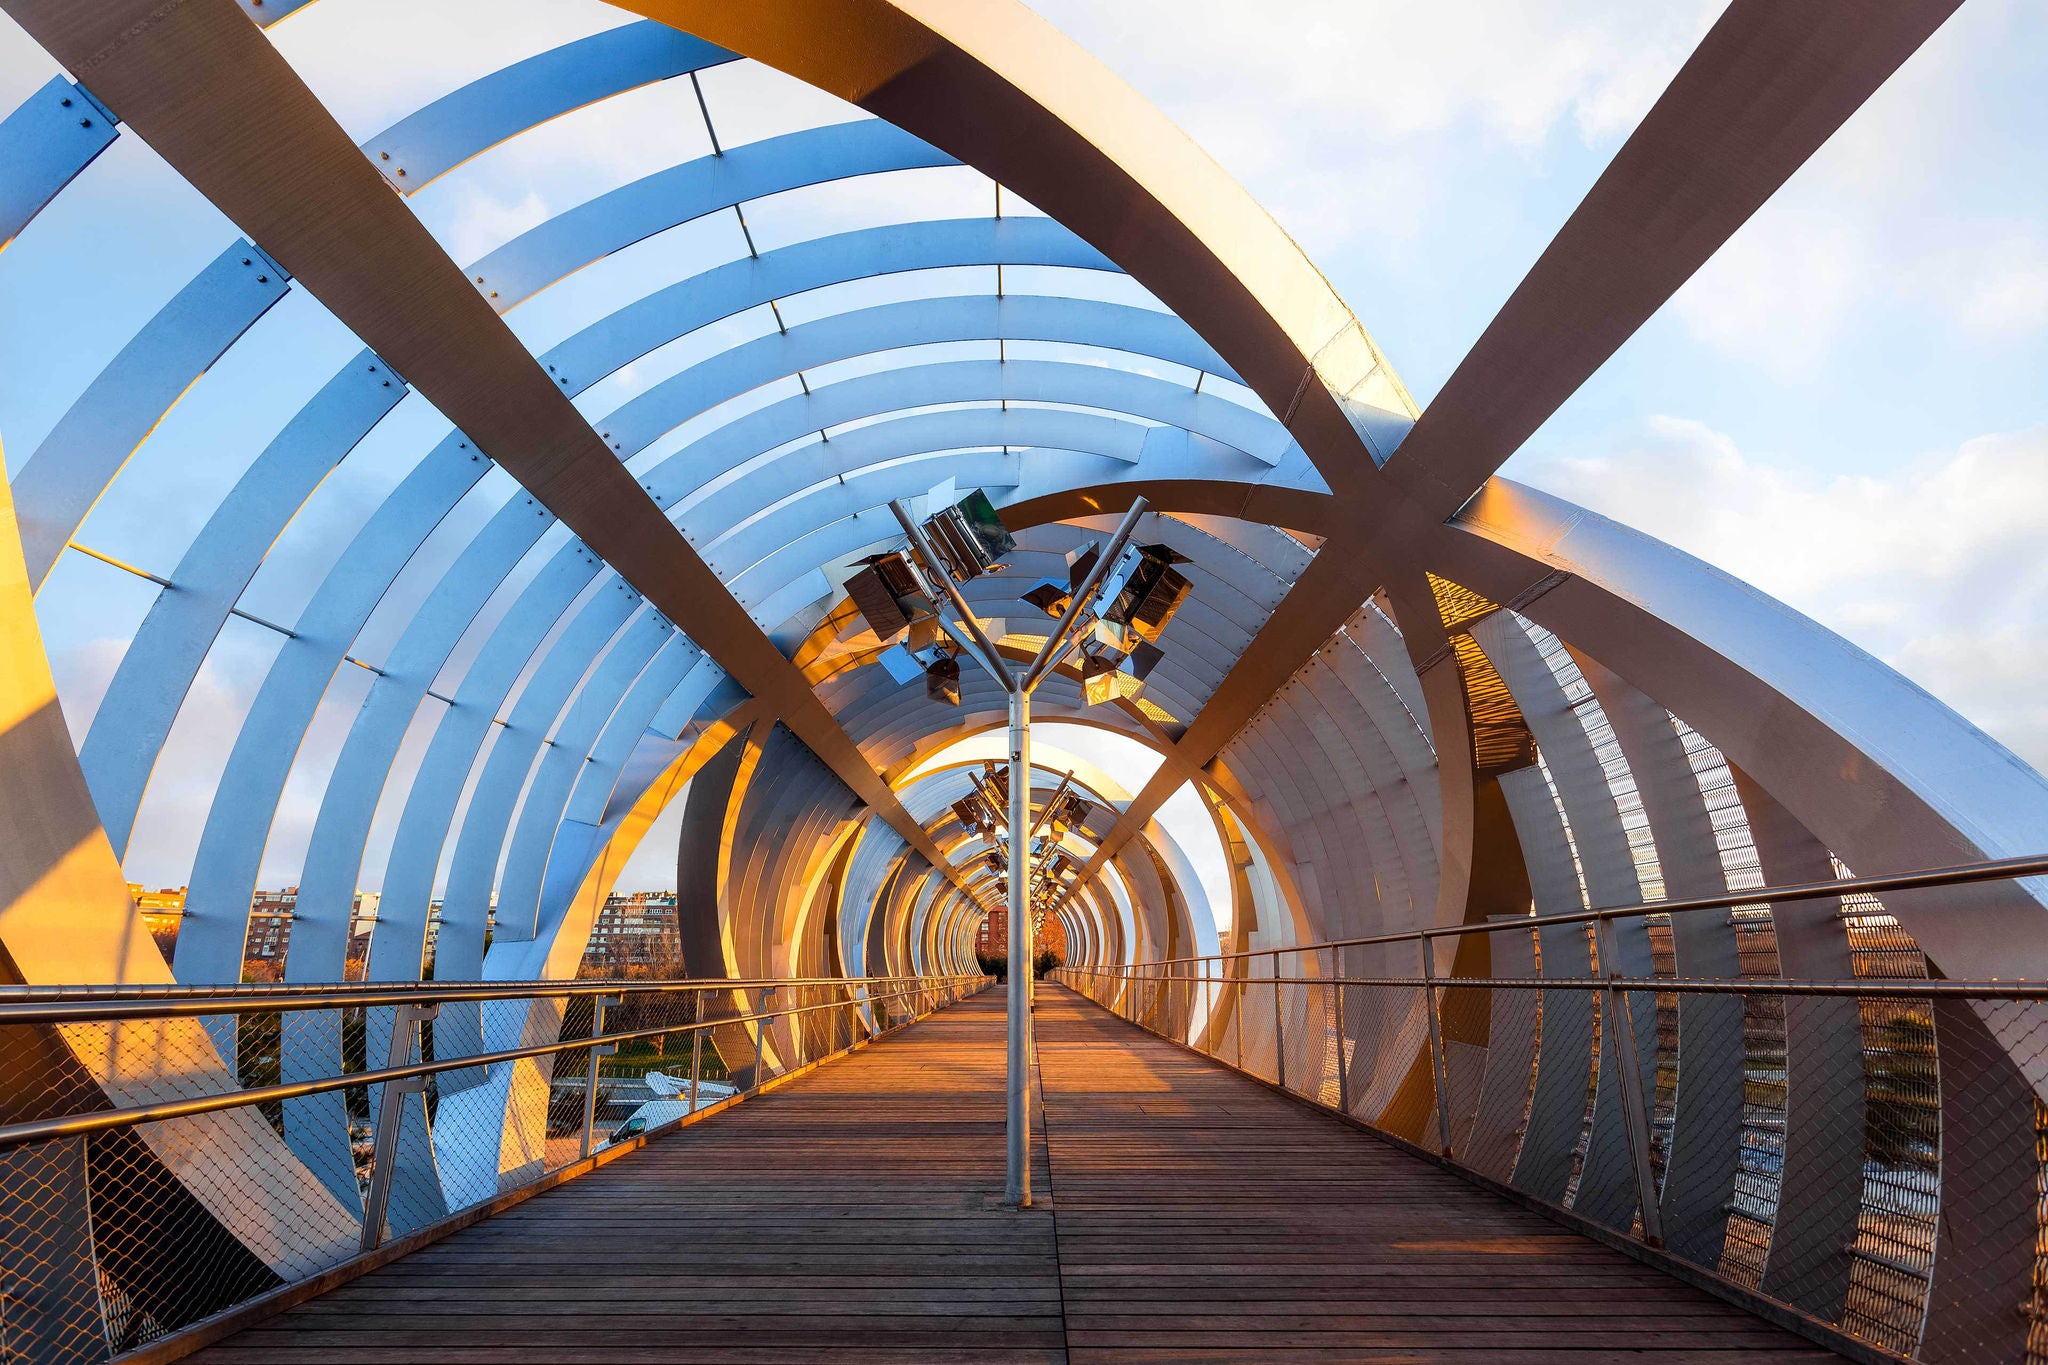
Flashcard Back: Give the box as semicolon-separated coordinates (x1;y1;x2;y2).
1672;209;1868;377
50;636;127;748
263;0;624;139
1533;417;2048;771
1657;2;2040;370
1928;230;2048;335
441;187;551;267
1022;0;1718;249
0;12;58;109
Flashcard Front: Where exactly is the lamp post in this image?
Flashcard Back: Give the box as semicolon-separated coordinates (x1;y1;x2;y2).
891;494;1149;1207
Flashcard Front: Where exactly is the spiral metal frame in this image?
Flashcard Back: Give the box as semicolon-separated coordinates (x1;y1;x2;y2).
3;0;2041;1360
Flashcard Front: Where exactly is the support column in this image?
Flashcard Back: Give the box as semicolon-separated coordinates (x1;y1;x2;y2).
1007;688;1032;1207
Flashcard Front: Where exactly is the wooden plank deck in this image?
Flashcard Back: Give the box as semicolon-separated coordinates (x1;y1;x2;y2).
1035;989;1838;1363
189;984;1840;1363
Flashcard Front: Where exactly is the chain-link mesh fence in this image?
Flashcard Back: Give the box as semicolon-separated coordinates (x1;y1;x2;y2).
1057;904;2048;1365
0;972;984;1362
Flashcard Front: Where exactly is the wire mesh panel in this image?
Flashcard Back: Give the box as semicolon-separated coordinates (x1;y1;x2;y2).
1051;863;2048;1365
0;972;984;1362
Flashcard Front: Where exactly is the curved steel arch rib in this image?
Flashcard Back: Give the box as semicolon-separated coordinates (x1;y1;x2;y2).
358;21;740;196
1055;0;1969;893
212;353;1282;991
0;75;120;250
1002;473;2048;979
83;219;1108;878
5;0;972;904
614;0;1419;500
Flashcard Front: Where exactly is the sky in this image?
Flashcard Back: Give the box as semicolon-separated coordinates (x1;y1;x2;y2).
1;0;2044;893
1023;0;2048;773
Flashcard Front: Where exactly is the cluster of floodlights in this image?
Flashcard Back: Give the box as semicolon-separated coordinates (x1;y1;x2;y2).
951;763;1093;908
844;488;1193;707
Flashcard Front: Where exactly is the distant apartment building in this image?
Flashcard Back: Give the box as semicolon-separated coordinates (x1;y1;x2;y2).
130;882;472;980
974;906;1066;962
244;887;297;968
580;891;682;975
240;889;385;980
346;892;379;979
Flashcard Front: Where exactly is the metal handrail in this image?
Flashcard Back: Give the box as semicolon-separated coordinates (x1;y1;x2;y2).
0;973;984;1151
1072;852;2048;971
0;971;957;1023
1055;968;2048;999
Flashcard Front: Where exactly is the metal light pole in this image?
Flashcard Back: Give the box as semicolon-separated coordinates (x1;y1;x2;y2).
890;493;1150;1208
1006;684;1031;1198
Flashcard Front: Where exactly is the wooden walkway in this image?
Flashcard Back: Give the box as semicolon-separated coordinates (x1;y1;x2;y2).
191;985;1839;1363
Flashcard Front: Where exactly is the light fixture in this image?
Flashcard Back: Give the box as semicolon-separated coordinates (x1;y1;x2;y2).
1097;544;1191;643
920;488;1015;581
924;650;961;706
844;551;935;641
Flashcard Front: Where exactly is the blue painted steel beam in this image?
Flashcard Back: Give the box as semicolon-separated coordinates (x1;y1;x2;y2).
0;77;117;250
237;366;1218;916
92;222;1094;920
685;394;1284;578
417;603;676;994
621;359;1295;512
367;562;640;986
9;239;289;589
485;633;701;951
318;542;605;988
488;655;733;979
359;22;739;195
173;227;1090;979
79;352;406;856
466;120;954;313
180;432;499;983
544;217;1111;391
306;547;629;1233
384;612;683;1216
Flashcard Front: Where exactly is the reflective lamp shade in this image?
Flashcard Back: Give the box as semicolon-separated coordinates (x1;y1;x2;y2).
954;488;1015;558
954;795;991;832
1078;641;1163;707
1080;650;1120;707
845;551;933;640
925;652;962;705
1066;543;1099;590
920;488;1017;581
1022;579;1070;618
1051;790;1092;831
1103;545;1192;643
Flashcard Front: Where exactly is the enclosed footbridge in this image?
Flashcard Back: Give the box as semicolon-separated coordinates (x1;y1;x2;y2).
1;0;2043;1361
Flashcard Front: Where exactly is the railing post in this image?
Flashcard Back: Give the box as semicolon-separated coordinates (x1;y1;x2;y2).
1336;975;1349;1117
579;994;620;1160
1234;965;1244;1072
360;1000;438;1253
688;1023;703;1112
1595;917;1664;1248
1418;936;1454;1156
752;985;775;1091
1272;951;1286;1091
